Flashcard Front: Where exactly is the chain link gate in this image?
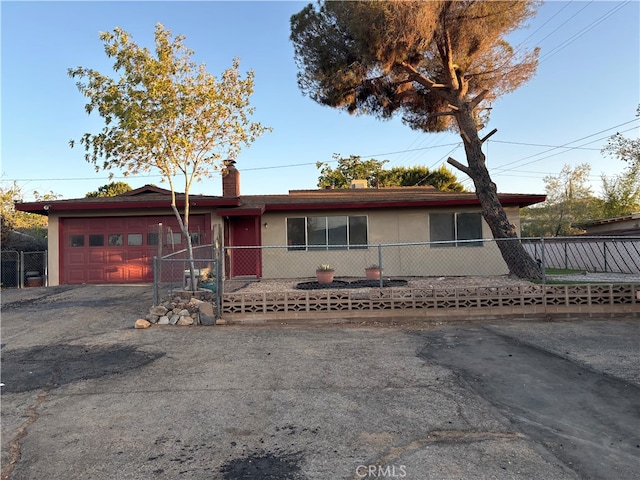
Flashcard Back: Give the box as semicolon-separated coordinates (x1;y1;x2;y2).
152;225;223;321
1;250;20;288
1;250;47;288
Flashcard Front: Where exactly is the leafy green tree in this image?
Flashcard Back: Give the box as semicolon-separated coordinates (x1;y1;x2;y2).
520;164;602;236
317;155;388;188
599;167;640;218
291;1;542;278
602;105;640;170
1;182;59;249
85;181;132;197
317;155;465;191
69;24;270;289
379;165;465;191
600;107;640;217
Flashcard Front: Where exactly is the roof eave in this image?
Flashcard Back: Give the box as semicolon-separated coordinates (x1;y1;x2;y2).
261;195;546;212
15;198;240;214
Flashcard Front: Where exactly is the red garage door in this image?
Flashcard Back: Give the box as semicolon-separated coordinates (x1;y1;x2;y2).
60;215;207;284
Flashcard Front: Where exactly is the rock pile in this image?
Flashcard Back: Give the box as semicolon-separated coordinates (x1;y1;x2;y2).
134;294;217;328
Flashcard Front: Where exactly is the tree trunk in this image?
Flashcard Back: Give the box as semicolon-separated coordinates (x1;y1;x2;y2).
450;105;542;279
184;228;197;293
170;203;197;293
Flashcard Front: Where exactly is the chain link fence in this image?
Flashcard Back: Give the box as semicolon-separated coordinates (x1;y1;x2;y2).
224;236;640;286
1;251;20;288
1;250;47;288
153;227;223;315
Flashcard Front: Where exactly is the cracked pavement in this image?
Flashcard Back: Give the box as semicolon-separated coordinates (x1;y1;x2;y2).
1;285;638;479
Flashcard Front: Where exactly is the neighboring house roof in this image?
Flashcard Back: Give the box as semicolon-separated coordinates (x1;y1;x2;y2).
574;212;640;236
15;185;240;214
16;184;546;216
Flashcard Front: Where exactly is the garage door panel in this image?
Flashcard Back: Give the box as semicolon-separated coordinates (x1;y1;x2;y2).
67;269;88;284
67;218;91;232
104;217;126;230
106;252;125;264
68;250;86;263
88;250;105;264
87;268;105;282
126;217;148;229
105;266;124;282
62;214;208;284
125;264;145;282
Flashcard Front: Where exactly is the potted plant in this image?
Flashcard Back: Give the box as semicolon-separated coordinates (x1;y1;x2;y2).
25;270;44;287
365;265;382;281
199;268;216;292
316;264;335;284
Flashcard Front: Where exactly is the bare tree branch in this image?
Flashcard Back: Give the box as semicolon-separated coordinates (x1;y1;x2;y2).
447;156;471;176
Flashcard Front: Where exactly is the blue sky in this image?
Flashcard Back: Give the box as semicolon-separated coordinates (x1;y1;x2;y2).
1;1;639;201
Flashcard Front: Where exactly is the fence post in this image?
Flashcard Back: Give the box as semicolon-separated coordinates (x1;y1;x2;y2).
377;244;383;288
153;256;159;306
541;237;546;286
19;251;24;288
603;241;608;273
44;250;48;286
215;244;222;319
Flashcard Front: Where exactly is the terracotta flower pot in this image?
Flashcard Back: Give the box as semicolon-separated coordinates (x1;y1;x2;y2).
26;276;43;287
365;268;381;280
316;270;335;284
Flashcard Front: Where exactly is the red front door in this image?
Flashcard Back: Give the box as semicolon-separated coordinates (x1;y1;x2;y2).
230;216;261;277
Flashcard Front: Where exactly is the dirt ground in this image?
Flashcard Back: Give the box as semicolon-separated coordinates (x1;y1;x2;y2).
1;284;639;479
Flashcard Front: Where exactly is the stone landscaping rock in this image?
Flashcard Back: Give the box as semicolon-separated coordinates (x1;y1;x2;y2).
199;302;216;326
176;317;194;326
145;293;216;327
188;298;204;307
135;319;151;329
149;305;168;316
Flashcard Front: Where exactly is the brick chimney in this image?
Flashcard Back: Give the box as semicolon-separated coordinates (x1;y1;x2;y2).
222;160;240;197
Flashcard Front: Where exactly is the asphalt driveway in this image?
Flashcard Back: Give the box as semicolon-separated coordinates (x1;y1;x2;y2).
1;285;639;479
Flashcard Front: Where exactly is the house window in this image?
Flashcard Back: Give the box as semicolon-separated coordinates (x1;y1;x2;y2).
147;233;159;246
89;234;104;247
189;232;200;245
127;233;143;246
70;235;84;247
108;234;123;246
430;213;483;246
287;218;306;251
166;232;181;246
286;216;368;251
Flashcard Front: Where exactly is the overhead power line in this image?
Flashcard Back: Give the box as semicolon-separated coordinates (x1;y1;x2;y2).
538;1;631;63
4;115;637;185
490;118;639;173
490;140;599;151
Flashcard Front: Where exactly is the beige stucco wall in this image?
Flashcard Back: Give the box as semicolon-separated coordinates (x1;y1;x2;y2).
46;209;221;286
47;204;522;285
47;215;60;286
257;207;520;279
